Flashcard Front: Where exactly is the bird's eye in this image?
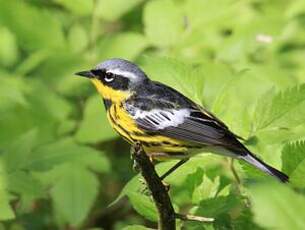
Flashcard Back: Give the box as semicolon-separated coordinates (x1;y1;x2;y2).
104;72;114;82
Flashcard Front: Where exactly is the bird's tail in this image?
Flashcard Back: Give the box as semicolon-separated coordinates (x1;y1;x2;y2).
241;152;289;183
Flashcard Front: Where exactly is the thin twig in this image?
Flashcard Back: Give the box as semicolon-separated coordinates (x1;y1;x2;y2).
132;142;176;230
175;213;214;223
230;158;241;184
229;158;253;207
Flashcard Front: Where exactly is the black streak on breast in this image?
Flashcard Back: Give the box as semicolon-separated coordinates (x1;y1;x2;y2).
103;99;112;110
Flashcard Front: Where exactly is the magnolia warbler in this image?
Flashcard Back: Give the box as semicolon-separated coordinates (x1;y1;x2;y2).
75;58;288;183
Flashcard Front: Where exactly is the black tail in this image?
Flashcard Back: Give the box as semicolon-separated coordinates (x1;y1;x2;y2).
242;152;289;183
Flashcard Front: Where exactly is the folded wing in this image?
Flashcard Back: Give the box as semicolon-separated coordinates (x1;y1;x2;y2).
126;97;235;147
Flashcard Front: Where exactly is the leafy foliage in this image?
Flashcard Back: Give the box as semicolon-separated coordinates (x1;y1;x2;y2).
253;84;305;132
75;95;117;143
144;0;185;47
0;0;305;229
250;181;305;230
282;141;305;188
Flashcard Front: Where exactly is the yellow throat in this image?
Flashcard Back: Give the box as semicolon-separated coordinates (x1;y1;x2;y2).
91;78;131;103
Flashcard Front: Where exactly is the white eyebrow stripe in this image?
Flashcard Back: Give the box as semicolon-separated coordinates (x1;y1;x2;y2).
107;69;138;80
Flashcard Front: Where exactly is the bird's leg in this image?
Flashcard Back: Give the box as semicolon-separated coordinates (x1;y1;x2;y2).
155;158;189;192
147;152;190;181
160;158;189;180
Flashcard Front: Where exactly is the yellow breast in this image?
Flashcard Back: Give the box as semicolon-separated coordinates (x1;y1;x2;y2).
107;103;192;154
107;103;140;143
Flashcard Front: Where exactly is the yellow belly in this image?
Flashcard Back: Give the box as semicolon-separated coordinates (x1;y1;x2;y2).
106;103;195;155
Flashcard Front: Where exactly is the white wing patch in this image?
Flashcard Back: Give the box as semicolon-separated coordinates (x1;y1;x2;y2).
133;108;190;130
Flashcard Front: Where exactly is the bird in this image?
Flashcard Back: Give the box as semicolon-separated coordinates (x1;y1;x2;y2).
75;58;289;183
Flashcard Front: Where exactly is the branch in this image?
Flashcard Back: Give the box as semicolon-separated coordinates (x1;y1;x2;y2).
175;213;214;223
132;143;214;229
230;159;241;184
132;143;176;230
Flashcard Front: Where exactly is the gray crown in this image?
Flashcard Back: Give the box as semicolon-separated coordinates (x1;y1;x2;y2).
94;58;148;82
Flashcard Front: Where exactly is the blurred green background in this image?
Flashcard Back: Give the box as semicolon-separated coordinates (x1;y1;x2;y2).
1;0;305;229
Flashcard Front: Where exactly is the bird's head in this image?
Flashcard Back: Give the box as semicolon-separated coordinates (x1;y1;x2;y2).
75;58;148;103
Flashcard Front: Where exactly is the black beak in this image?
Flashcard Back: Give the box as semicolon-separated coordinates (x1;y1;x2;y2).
75;70;94;79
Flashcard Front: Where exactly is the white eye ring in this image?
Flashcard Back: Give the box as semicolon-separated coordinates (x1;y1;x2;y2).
105;72;114;82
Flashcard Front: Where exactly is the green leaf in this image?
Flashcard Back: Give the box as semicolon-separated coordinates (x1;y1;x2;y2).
289;162;305;188
0;130;45;212
192;175;230;205
127;190;158;222
28;138;110;173
0;27;19;67
252;123;305;145
143;0;185;47
249;181;305;230
0;159;15;220
209;65;293;137
115;174;158;222
185;168;204;202
96;0;143;21
282;141;305;188
183;0;246;29
57;119;76;136
0;75;28;108
7;171;44;199
2;129;38;173
0;189;15;221
285;0;305;18
54;0;93;16
0;0;65;51
253;84;305;132
232;209;263;230
139;56;205;104
0;82;72;147
38;52;88;96
194;195;242;218
171;168;204;205
188;60;235;108
51;164;99;226
75;95;118;143
14;50;50;76
32;84;72;121
97;33;149;61
68;24;89;53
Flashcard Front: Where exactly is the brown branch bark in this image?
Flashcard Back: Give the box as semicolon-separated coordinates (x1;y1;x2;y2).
132;143;214;229
132;143;176;230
